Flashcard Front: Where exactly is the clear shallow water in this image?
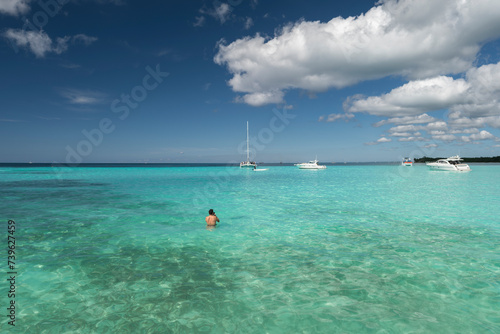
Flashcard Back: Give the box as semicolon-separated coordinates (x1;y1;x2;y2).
1;164;499;333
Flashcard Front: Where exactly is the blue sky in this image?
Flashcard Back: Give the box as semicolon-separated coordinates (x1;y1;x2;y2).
1;0;500;163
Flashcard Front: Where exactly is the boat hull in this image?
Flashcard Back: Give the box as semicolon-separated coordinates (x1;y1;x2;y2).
298;165;327;169
240;162;257;168
426;163;471;172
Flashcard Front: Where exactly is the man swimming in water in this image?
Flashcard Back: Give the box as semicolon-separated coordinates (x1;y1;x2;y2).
205;209;219;226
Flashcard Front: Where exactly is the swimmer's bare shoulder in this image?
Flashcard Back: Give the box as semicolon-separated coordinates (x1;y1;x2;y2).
205;209;219;226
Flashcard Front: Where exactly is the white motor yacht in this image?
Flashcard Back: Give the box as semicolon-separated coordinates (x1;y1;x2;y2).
426;155;471;172
295;159;327;169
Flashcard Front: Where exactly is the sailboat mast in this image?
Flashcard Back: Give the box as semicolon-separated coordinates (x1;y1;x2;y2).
246;121;249;161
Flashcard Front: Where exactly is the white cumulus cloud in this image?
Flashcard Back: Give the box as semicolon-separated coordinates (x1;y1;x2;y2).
468;130;495;141
388;125;420;133
213;3;231;23
391;132;412;137
432;134;456;141
351;62;500;122
4;29;97;58
373;113;437;127
236;90;284;107
215;0;500;106
59;88;107;105
398;136;426;142
318;113;354;123
346;76;470;116
365;137;392;145
347;61;500;143
4;29;69;58
72;34;98;46
244;17;254;30
0;0;30;16
199;2;233;24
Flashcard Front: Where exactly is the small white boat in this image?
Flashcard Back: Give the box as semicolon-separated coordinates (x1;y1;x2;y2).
426;155;471;172
240;121;257;168
402;157;413;166
295;159;327;169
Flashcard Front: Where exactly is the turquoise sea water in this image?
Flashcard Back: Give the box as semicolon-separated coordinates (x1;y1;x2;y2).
1;164;499;333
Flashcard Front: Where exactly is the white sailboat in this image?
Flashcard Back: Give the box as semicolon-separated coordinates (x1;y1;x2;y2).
240;121;257;168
